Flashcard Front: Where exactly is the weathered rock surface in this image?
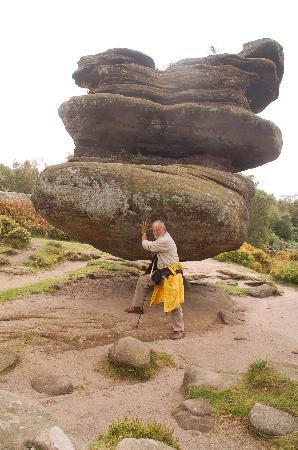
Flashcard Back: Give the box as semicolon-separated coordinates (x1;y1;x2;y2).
116;438;175;449
31;372;74;396
33;39;284;260
267;361;298;381
183;366;241;391
32;162;254;260
0;191;32;204
0;347;17;373
173;399;214;432
59;95;282;171
249;402;297;436
108;336;151;368
219;309;245;325
247;283;281;297
0;389;74;449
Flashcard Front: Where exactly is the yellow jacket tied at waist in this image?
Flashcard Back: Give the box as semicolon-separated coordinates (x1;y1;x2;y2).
150;262;184;313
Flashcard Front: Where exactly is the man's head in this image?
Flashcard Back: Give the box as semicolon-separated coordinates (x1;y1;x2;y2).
152;220;166;239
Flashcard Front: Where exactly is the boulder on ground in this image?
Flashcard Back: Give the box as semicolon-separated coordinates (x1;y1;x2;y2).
247;283;281;297
0;347;17;373
267;361;298;381
31;372;74;396
116;438;175;449
173;399;214;432
108;336;151;369
183;366;241;392
219;309;245;325
0;389;74;449
249;402;297;436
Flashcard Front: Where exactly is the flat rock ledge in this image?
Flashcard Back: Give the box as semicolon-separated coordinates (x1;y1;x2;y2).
173;399;215;432
31;372;74;396
116;438;175;449
108;336;151;369
183;366;241;392
249;403;297;436
0;389;74;450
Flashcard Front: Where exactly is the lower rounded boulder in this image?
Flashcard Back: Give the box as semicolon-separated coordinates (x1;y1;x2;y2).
32;162;254;261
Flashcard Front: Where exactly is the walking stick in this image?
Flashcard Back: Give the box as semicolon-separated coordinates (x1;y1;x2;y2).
136;255;155;329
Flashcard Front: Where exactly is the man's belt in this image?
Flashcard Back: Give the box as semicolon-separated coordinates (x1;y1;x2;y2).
151;266;183;285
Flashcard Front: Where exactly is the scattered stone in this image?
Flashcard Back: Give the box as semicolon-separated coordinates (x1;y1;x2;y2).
267;361;298;381
179;399;213;416
249;402;297;436
116;438;175;449
234;336;248;340
217;269;255;280
247;283;281;298
173;399;215;432
219;309;245;325
0;347;17;373
183;366;241;391
108;336;151;369
0;265;32;275
244;281;266;287
292;350;298;354
0;389;74;449
31;372;74;396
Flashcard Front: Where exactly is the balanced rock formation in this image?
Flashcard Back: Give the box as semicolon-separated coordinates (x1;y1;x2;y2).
33;39;284;260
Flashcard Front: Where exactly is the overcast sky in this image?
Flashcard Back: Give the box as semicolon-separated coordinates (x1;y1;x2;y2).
1;0;296;197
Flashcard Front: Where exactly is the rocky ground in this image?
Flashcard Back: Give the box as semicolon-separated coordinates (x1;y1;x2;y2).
0;249;297;449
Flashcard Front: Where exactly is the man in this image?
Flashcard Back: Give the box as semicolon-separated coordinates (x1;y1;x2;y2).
125;220;185;340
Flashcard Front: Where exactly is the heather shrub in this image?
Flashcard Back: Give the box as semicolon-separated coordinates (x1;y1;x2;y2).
4;226;31;249
215;242;271;273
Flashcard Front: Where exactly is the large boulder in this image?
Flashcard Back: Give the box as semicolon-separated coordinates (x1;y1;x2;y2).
32;39;284;261
0;389;74;449
32;162;254;261
249;403;297;436
108;336;151;369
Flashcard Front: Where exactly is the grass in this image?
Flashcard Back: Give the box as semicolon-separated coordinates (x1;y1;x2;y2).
188;360;298;419
99;351;175;382
271;432;298;450
89;417;181;450
216;282;249;297
0;260;141;303
24;239;104;269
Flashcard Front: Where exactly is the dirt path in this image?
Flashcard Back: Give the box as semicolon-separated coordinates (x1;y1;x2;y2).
0;260;88;291
0;259;297;449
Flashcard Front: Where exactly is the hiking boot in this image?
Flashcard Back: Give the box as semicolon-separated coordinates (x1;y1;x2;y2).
124;306;144;314
170;331;185;340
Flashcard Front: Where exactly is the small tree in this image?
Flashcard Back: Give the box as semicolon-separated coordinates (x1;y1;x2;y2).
247;189;278;247
0;160;39;194
272;213;294;240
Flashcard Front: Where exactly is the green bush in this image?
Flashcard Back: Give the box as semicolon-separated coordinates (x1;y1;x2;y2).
89;417;181;450
270;261;298;284
0;215;18;236
4;226;31;249
215;242;271;273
